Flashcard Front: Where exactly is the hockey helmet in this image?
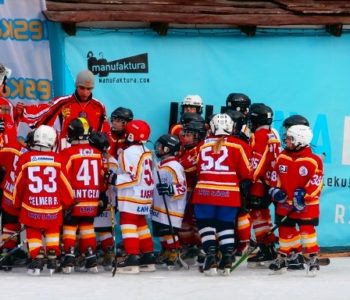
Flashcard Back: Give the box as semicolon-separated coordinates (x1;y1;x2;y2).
89;131;110;153
110;107;134;122
225;110;246;135
182;120;207;149
67;117;91;142
181;95;203;114
33;125;57;148
125;119;151;143
210;113;234;136
226;93;251;114
155;134;181;158
180;112;204;125
285;124;313;151
283;115;309;129
247;103;273;132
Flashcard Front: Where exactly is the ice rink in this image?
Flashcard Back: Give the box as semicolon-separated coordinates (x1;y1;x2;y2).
1;256;349;300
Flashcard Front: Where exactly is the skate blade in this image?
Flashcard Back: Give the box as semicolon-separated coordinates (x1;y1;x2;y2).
27;268;41;276
306;269;318;277
87;266;99;273
204;268;218;276
268;268;287;275
140;264;156;272
218;268;231;276
62;266;73;274
49;269;55;276
247;261;272;269
116;266;140;274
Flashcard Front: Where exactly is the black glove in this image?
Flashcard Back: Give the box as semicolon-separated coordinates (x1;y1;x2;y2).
105;170;117;185
156;183;174;196
268;187;287;203
0;119;5;133
293;188;306;211
97;191;109;216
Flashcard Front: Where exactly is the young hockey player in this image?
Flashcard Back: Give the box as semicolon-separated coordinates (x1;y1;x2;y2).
60;118;107;273
90;131;119;271
108;107;134;159
268;124;323;276
192;113;252;276
245;103;281;268
178;120;207;265
13;125;74;275
151;134;187;269
105;119;155;274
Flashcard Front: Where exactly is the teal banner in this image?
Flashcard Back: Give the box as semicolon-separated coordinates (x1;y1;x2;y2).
64;29;350;247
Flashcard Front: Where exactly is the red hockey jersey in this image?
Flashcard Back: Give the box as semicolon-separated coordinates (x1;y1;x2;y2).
270;146;324;219
192;135;252;207
60;143;106;217
13;150;74;229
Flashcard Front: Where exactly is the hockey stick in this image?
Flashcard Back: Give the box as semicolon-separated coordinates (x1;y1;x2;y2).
0;226;25;249
230;209;295;272
147;142;189;270
0;239;27;270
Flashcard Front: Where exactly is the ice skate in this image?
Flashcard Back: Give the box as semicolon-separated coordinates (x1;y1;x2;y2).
180;245;200;265
306;254;320;277
139;252;156;272
102;247;116;271
203;246;218;276
85;247;98;273
268;254;287;275
218;248;234;276
47;250;58;276
247;244;277;268
61;247;76;274
115;254;140;274
27;251;45;276
0;248;15;271
287;252;305;271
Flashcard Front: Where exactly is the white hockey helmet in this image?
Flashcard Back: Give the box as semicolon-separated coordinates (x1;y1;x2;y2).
181;94;203;114
33;125;57;148
285;124;313;150
210;113;233;136
0;63;12;85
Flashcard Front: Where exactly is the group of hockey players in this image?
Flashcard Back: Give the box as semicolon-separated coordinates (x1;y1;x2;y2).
0;63;324;277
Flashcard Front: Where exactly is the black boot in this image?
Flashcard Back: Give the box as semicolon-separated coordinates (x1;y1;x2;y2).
115;254;140;274
102;247;115;271
247;244;277;268
269;254;287;274
47;249;57;275
306;254;320;277
27;250;45;276
218;247;235;276
139;252;156;272
61;247;76;274
85;247;98;273
0;248;15;271
203;246;218;276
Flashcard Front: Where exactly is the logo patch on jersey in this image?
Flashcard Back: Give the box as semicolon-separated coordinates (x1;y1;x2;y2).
80;148;93;156
31;156;54;162
299;166;308;176
279;165;288;173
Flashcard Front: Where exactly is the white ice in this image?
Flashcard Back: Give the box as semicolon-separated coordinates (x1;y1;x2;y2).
1;257;349;300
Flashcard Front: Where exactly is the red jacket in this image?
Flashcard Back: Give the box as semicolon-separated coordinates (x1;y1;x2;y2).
13;149;74;229
192;135;252;207
270;146;324;219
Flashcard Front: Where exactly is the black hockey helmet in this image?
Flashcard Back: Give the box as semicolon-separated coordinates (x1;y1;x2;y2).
180;112;204;125
67;117;91;142
225;110;246;134
282;114;309;129
155;134;181;158
247;103;273;132
182;120;207;148
110;107;134;122
226;93;251;114
89;131;110;152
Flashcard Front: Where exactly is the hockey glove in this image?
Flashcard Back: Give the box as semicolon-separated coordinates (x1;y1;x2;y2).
156;183;175;196
293;188;306;211
97;191;109;216
0;119;5;133
105;169;117;185
268;187;287;203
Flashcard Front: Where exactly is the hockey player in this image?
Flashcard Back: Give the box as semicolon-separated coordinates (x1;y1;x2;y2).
108;107;134;159
105;120;155;274
15;70;109;150
13;125;74;275
90;131;119;271
225;93;251;116
60;118;107;273
268;124;323;276
178;120;207;264
151;134;187;269
192;113;252;276
245;103;280;268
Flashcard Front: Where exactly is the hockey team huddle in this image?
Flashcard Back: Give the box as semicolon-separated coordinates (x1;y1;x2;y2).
0;63;323;277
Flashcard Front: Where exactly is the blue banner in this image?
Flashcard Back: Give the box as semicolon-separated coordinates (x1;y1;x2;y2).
63;28;350;247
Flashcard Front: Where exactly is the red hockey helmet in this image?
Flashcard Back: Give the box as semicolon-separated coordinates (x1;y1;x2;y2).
125;119;151;143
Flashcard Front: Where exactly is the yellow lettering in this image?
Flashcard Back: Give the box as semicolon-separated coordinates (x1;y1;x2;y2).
14;20;28;40
37;80;51;101
29;20;43;40
2;19;14;39
25;79;36;99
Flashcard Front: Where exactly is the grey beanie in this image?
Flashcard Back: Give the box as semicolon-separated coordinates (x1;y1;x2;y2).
75;70;95;88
